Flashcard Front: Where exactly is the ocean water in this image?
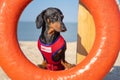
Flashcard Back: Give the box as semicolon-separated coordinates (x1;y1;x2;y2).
17;22;77;42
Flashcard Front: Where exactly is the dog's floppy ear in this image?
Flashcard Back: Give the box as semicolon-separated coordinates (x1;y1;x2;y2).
36;11;45;29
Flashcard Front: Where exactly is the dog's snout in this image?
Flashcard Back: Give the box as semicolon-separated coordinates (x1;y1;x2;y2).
61;23;67;32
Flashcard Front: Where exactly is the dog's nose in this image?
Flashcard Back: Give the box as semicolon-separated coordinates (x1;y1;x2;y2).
61;23;67;32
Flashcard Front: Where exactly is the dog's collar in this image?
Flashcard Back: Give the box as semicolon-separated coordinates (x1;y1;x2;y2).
39;35;63;46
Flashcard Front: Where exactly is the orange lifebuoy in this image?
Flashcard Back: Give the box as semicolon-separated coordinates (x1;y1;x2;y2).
0;0;120;80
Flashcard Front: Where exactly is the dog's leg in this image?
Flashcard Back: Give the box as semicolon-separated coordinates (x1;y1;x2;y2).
61;60;75;70
38;60;47;69
60;52;75;69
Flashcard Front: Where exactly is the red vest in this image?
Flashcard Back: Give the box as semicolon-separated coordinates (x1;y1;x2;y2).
38;35;65;70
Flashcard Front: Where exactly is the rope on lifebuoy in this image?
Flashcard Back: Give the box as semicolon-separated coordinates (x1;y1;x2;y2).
0;0;120;80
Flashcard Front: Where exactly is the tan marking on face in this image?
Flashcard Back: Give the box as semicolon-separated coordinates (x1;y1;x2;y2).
49;22;61;32
48;28;54;35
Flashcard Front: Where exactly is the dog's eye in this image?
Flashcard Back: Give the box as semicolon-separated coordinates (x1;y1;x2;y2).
53;16;57;20
50;16;58;22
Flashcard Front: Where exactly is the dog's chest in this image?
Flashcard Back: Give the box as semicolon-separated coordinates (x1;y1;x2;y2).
38;35;65;54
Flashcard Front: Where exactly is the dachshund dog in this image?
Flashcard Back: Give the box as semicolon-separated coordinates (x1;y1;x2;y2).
36;7;75;71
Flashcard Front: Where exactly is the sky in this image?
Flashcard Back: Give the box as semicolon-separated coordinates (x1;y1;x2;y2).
19;0;120;22
117;0;120;4
19;0;79;23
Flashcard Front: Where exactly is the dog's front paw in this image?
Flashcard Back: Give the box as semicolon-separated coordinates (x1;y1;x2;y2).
38;64;47;69
65;64;76;69
61;61;76;70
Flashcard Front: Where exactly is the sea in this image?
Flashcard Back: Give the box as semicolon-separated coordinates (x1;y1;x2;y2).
18;22;77;42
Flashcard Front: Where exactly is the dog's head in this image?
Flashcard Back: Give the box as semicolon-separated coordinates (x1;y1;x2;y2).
36;7;67;32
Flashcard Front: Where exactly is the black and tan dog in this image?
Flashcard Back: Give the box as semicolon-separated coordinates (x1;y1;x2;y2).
36;7;74;71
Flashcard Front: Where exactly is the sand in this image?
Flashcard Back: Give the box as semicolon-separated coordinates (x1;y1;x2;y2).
0;41;120;80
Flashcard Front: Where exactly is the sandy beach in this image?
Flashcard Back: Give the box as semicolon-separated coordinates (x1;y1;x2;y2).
0;41;120;80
